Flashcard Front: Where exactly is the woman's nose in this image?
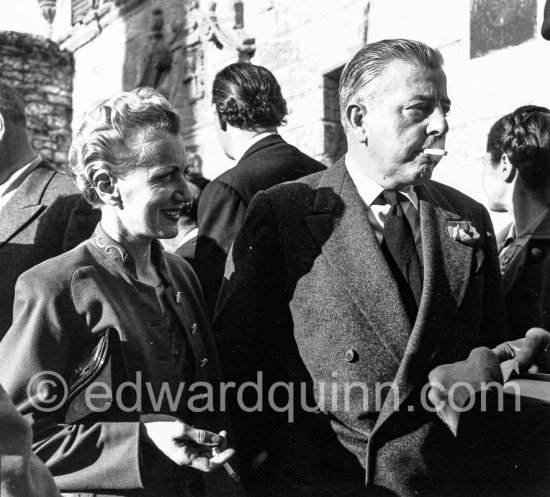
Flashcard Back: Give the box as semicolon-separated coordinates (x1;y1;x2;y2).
173;176;191;202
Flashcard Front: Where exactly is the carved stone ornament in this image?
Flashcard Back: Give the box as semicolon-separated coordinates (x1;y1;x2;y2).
37;0;57;24
190;0;255;61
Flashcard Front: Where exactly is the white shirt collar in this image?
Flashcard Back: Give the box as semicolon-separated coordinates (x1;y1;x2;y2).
344;153;419;210
233;131;278;164
180;227;198;246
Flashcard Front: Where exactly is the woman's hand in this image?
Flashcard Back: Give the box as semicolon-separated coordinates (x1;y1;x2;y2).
140;414;235;472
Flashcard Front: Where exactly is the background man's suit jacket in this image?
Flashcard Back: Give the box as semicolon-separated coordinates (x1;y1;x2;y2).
214;158;506;497
195;134;325;316
0;160;99;338
497;210;550;339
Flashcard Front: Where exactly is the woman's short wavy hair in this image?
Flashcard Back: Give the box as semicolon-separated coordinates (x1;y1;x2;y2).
212;62;288;131
69;87;181;206
486;105;550;189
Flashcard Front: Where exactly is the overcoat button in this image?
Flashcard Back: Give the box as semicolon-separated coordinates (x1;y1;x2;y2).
191;323;197;334
530;247;543;261
344;349;358;362
175;291;183;304
200;357;209;367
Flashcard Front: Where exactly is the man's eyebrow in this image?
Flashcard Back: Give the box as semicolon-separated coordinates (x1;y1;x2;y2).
412;95;451;104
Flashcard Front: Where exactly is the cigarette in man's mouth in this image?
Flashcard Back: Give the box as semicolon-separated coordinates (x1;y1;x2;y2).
423;148;448;156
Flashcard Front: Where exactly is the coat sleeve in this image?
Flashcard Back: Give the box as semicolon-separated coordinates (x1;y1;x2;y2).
0;269;144;492
212;190;291;476
195;180;249;317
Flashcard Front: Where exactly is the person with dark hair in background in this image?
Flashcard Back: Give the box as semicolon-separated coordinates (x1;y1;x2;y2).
194;62;325;315
0;79;98;339
161;174;209;263
483;105;550;339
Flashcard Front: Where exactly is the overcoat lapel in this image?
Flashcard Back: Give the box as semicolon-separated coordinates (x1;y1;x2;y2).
304;159;411;367
374;182;474;430
305;162;475;431
0;161;54;249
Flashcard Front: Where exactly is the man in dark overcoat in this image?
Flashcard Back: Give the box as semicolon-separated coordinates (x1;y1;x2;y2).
213;39;506;497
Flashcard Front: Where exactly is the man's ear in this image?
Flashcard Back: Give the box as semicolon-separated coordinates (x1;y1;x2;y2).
212;103;227;132
500;154;517;183
346;103;368;144
91;168;120;206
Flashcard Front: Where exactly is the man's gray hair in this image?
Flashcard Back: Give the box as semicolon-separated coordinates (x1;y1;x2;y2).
0;79;26;125
339;39;444;128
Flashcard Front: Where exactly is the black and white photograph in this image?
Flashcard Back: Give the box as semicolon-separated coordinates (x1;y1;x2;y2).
0;1;549;496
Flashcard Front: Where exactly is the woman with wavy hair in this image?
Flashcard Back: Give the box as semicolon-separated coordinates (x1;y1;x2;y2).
0;88;234;497
483;104;550;339
194;62;325;315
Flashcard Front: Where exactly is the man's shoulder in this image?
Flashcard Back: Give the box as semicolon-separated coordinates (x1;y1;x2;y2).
41;165;79;197
261;167;324;198
216;139;325;197
243;169;325;223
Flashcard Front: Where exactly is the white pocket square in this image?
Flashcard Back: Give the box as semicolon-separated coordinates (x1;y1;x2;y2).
446;221;480;246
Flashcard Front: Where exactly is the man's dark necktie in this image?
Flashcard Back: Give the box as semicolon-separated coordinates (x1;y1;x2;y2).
381;189;423;324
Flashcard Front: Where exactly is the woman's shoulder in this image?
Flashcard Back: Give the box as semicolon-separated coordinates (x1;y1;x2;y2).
18;241;95;292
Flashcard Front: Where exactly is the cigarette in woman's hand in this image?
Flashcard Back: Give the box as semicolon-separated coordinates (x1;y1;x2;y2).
423;148;448;156
212;447;240;482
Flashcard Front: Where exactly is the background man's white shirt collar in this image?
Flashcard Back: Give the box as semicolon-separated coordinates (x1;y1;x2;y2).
233;131;278;164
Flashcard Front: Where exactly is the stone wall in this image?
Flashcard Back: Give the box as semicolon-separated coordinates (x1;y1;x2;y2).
0;31;74;170
52;0;550;230
176;0;368;179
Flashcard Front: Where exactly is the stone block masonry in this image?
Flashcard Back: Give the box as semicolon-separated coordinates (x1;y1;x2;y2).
0;31;74;171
